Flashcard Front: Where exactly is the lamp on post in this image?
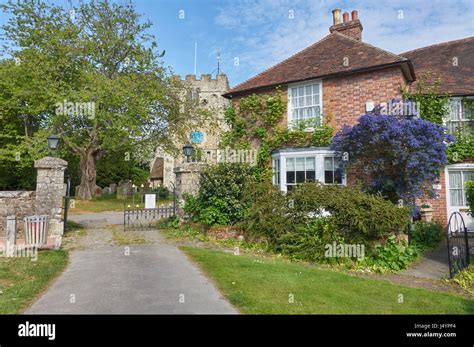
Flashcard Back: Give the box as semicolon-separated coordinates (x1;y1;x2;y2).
47;134;60;151
182;143;195;162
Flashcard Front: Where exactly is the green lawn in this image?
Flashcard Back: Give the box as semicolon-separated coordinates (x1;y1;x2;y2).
183;247;474;314
71;194;173;214
0;250;68;314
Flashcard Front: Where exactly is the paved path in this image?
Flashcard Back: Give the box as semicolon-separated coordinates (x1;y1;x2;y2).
66;211;124;228
26;213;237;314
401;241;450;280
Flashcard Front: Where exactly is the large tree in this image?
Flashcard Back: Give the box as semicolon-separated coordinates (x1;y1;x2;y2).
0;0;206;199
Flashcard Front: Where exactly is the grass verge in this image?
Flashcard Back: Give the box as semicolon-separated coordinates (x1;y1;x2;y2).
0;250;68;314
183;247;474;314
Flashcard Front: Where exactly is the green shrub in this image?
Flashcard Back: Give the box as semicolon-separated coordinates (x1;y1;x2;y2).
466;181;474;215
240;182;288;242
448;265;474;295
288;183;410;244
183;163;256;226
365;235;420;273
410;221;444;249
242;183;411;257
151;186;171;199
275;217;346;263
199;206;230;226
157;216;181;230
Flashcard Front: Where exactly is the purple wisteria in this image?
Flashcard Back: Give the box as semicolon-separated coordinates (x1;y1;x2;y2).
331;112;454;204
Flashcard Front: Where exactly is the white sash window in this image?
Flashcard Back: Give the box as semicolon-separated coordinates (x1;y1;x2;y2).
288;80;322;129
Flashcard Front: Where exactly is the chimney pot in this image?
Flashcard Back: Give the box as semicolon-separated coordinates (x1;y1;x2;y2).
343;12;350;23
332;8;341;25
351;10;359;21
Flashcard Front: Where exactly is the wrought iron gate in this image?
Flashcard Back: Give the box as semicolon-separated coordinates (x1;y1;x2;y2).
124;204;176;230
446;212;470;278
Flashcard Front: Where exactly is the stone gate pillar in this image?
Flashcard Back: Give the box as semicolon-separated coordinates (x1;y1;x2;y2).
34;156;68;235
174;162;206;214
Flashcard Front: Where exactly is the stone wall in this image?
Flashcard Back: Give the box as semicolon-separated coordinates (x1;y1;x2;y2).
0;191;36;237
174;162;206;210
34;157;67;235
0;156;67;237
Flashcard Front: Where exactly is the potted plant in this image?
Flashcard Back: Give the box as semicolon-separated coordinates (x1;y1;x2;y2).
420;203;434;222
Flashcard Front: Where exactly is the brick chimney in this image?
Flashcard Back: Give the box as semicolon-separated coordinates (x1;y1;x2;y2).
330;9;363;41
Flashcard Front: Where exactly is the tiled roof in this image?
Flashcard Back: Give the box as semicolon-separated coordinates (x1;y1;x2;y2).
401;37;474;96
224;32;414;97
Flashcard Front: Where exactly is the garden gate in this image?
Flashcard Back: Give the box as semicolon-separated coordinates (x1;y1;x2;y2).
123;187;177;231
446;212;470;278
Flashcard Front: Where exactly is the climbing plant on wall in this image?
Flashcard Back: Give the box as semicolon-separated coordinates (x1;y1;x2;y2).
402;73;473;163
401;73;449;125
220;90;334;178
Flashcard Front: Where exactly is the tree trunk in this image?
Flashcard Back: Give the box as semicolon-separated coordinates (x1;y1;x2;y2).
77;150;98;200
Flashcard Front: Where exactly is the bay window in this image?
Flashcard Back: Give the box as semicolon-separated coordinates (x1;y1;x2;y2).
324;156;343;184
272;158;281;185
272;147;346;192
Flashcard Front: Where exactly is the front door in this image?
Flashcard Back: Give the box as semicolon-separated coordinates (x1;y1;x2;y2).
446;166;474;231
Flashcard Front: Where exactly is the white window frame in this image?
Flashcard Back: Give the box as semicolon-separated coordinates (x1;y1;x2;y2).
272;148;346;193
445;164;474;208
272;158;281;186
287;79;323;130
444;97;474;135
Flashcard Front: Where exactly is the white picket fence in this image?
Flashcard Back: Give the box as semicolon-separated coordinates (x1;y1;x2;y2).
24;215;49;247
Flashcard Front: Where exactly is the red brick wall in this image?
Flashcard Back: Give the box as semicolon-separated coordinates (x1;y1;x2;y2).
230;66;408;132
420;171;448;226
323;66;408;131
229;66;452;224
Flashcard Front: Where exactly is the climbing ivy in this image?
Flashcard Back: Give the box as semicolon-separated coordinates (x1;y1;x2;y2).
220;90;334;177
403;74;473;163
402;73;449;125
446;130;474;163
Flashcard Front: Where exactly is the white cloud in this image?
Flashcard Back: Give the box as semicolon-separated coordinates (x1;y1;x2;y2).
215;0;474;85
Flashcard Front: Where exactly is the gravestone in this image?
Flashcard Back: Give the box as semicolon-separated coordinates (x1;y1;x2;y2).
94;186;102;197
109;183;117;194
117;180;133;200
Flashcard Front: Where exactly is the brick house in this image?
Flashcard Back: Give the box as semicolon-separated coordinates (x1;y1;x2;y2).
222;9;474;230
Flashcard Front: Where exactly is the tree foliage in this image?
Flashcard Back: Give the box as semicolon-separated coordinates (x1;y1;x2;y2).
331;112;453;204
0;0;208;198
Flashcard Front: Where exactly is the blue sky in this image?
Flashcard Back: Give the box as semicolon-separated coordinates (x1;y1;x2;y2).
1;0;473;87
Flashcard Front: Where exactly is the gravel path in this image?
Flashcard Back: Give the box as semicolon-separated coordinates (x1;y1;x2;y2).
26;212;237;314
